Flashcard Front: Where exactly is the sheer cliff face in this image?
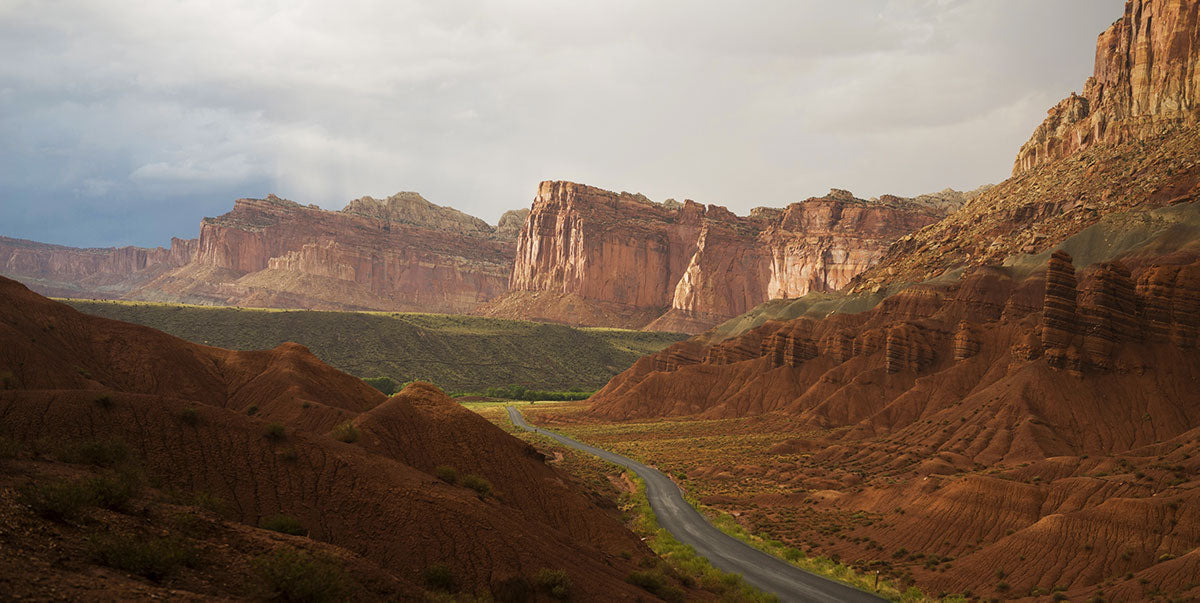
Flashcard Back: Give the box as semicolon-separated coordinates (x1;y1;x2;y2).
1014;0;1200;174
0;236;196;298
500;182;949;333
134;194;516;313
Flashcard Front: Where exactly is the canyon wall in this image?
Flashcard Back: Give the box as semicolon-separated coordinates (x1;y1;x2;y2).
1014;0;1200;174
131;193;517;313
0;235;196;299
482;181;954;333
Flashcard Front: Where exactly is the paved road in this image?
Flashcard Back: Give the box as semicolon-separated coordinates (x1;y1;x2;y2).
506;406;885;603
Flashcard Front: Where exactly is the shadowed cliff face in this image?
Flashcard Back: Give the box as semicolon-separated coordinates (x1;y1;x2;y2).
484;181;953;333
1014;0;1200;175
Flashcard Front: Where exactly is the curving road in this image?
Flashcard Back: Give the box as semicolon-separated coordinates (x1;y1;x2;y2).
506;406;884;603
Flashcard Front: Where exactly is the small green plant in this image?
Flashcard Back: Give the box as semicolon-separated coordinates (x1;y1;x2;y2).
18;479;91;521
88;532;196;581
434;465;458;484
246;405;259;416
493;575;534;602
363;376;399;395
0;436;19;459
177;407;200;426
260;514;307;536
85;469;144;512
533;568;572;599
94;395;114;409
461;474;492;499
264;423;286;441
63;439;130;467
253;547;350;603
423;563;457;592
626;570;684;601
331;422;359;443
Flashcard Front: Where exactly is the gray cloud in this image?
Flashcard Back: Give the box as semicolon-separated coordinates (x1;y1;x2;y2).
0;0;1124;247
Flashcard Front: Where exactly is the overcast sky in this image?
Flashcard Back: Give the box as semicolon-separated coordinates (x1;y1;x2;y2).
1;0;1125;248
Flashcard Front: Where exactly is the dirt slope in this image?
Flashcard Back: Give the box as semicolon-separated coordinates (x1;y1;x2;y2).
0;275;683;600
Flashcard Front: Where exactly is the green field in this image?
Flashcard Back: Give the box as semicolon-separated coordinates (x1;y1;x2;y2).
63;300;687;392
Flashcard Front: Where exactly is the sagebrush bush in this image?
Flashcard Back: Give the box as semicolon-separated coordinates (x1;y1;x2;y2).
533;568;572;600
86;469;144;512
177;407;200;426
626;570;684;602
88;532;196;581
63;439;130;467
253;547;350;603
331;422;359;443
423;563;457;592
246;405;259;416
93;395;114;409
18;479;91;521
493;575;534;602
260;513;307;536
434;465;458;484
461;474;492;499
264;423;286;441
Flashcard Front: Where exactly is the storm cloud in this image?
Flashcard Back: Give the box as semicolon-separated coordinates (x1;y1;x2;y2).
1;0;1124;247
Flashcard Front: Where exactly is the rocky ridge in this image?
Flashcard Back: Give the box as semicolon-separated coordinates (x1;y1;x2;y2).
1014;0;1200;174
0;236;196;299
479;181;957;333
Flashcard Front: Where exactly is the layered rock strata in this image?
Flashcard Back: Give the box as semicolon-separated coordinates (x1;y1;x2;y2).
1014;0;1200;174
0;236;196;299
130;194;519;313
481;181;954;333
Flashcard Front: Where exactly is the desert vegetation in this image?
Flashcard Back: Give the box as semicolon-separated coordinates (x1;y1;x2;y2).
63;299;685;391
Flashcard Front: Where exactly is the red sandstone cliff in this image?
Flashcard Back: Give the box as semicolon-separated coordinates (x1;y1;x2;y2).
1014;0;1200;174
0;236;196;299
131;193;517;313
479;181;953;332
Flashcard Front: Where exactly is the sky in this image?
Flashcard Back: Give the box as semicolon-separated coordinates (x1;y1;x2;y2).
0;0;1126;248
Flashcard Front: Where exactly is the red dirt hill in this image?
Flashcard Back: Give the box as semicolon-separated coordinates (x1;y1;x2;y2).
0;274;679;600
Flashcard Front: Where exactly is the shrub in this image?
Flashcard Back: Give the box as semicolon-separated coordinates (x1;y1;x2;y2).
0;436;19;460
177;407;200;426
63;439;130;467
533;568;572;599
260;514;307;536
94;395;114;409
246;405;259;416
362;376;399;396
461;474;492;499
493;575;534;602
86;469;144;512
18;479;91;521
331;422;359;444
626;570;683;602
88;532;195;581
264;423;286;441
0;370;14;389
434;465;458;484
423;563;457;592
253;547;349;603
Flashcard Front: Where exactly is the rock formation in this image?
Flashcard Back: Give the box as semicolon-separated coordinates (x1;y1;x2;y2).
479;181;954;333
129;194;519;314
1013;0;1200;174
0;235;196;299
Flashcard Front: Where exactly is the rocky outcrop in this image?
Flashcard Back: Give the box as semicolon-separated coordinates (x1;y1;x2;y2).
0;235;196;299
1014;0;1200;174
484;181;953;333
131;194;517;313
1041;250;1079;350
590;249;1200;421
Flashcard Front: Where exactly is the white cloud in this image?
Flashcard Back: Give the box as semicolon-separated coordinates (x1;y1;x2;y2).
0;0;1127;246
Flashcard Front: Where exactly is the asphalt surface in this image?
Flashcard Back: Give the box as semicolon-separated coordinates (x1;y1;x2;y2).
506;405;886;603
